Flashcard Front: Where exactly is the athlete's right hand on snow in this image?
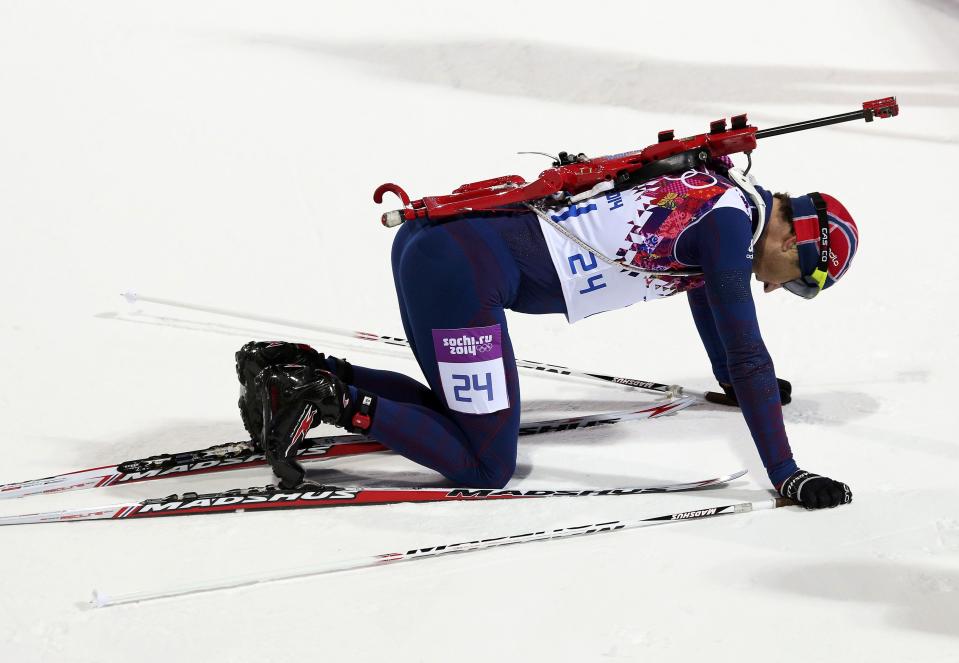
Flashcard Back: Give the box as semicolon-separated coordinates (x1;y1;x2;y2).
704;378;792;407
778;470;852;509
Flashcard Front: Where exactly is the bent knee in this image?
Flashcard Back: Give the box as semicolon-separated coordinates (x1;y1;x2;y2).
474;456;516;489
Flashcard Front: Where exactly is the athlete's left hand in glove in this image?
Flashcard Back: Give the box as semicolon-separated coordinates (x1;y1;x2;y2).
778;469;852;509
705;378;792;407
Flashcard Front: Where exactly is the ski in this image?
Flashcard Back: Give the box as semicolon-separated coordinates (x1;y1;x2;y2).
0;398;695;501
0;435;383;501
0;468;746;526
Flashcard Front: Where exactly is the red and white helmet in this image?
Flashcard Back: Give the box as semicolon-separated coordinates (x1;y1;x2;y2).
784;192;859;299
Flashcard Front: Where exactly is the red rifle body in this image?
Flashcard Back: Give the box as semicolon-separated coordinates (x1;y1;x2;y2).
373;97;898;227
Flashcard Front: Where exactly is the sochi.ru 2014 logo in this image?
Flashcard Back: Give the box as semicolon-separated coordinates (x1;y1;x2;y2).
442;334;494;357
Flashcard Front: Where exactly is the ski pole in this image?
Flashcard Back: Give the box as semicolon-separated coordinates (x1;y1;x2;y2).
120;292;705;399
90;496;792;608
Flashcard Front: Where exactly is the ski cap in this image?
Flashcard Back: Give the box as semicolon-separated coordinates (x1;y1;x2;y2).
783;192;859;299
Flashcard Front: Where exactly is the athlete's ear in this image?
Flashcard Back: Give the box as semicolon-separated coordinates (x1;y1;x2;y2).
781;235;798;254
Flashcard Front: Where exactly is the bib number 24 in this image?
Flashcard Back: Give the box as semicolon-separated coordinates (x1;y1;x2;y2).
452;372;494;403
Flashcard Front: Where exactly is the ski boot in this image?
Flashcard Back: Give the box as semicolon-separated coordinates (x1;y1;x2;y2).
236;340;353;448
256;364;376;489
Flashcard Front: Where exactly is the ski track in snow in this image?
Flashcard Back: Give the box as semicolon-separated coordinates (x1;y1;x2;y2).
0;1;957;661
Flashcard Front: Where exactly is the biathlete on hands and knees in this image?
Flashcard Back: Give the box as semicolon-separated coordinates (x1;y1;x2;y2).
235;159;857;510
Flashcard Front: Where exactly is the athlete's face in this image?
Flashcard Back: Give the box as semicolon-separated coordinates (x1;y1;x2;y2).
753;198;802;293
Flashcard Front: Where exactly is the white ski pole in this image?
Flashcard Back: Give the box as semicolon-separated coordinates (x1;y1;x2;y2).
120;292;705;399
90;496;791;608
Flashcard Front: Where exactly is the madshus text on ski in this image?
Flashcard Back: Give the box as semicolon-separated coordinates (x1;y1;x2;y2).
0;470;746;526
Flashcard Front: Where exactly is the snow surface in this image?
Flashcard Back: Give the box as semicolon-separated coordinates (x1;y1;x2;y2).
1;0;957;660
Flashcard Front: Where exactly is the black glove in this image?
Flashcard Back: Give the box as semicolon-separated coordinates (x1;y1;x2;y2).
235;341;352;447
778;470;852;509
704;378;792;407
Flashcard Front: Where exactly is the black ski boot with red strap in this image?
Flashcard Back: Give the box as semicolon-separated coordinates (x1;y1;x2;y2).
235;340;353;448
255;364;376;489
